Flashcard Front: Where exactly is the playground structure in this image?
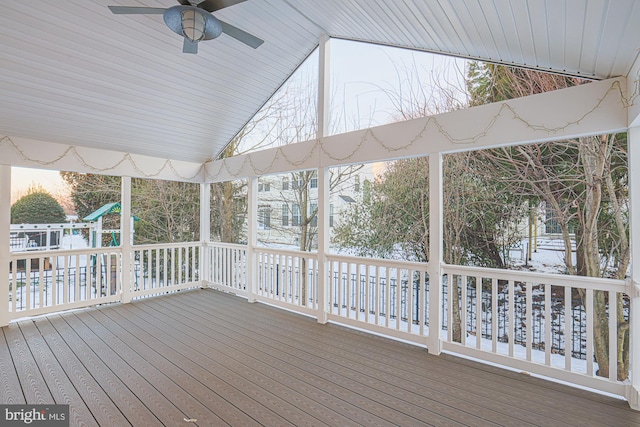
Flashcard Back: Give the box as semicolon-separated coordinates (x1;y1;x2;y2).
9;203;137;303
9;202;135;254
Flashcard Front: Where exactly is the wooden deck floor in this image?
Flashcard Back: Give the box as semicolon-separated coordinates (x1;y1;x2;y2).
2;289;640;427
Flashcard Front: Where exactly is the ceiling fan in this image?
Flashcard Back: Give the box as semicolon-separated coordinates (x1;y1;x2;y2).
108;0;264;54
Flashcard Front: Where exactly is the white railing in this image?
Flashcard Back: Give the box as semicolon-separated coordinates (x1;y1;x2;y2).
441;264;628;396
10;223;90;252
8;239;629;399
9;247;122;319
255;247;318;315
7;242;203;320
130;242;202;300
326;254;430;345
206;242;247;296
203;242;631;399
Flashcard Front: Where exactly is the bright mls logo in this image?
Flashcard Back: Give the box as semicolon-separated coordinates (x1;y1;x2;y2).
1;405;69;426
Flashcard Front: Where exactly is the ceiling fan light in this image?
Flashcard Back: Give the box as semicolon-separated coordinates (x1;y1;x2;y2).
181;9;206;42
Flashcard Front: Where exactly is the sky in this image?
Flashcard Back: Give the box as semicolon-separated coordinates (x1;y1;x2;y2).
10;40;469;202
330;39;468;133
11;167;67;204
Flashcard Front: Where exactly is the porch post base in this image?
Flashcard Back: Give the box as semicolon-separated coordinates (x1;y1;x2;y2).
427;336;442;355
317;312;328;324
626;385;640;411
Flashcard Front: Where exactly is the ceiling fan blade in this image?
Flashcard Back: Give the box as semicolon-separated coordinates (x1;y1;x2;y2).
177;0;192;5
219;20;263;49
183;38;198;54
197;0;246;12
108;6;167;14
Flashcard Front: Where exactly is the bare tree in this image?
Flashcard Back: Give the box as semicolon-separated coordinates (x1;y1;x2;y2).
472;65;630;379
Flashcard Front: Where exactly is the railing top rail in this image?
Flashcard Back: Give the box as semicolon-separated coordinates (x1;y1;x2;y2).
326;253;429;271
254;246;318;258
132;241;202;250
9;247;123;258
442;263;627;291
207;242;248;250
10;223;91;230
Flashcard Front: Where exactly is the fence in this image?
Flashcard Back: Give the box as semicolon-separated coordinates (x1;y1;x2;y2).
255;247;318;314
7;242;202;320
204;243;630;397
7;240;630;398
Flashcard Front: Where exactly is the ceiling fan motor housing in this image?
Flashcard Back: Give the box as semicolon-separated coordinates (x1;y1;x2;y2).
163;5;222;42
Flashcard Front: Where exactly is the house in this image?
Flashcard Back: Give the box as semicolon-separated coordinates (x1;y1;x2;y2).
2;0;640;421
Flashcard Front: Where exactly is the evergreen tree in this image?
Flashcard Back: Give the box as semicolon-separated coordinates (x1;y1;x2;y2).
468;62;630;380
11;188;67;224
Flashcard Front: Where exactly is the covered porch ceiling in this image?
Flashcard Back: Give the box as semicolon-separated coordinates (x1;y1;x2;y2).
2;0;640;167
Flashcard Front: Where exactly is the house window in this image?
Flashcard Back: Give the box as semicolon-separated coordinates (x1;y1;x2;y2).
282;177;289;191
310;171;317;189
281;204;289;226
292;175;304;190
292;204;301;226
310;202;318;227
258;206;271;230
329;203;334;227
354;175;360;192
258;181;270;192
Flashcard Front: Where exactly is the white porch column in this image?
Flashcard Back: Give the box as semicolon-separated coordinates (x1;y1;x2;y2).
120;176;132;304
246;176;257;302
427;152;443;354
200;182;211;286
0;165;10;326
316;34;331;323
627;126;640;408
317;167;330;323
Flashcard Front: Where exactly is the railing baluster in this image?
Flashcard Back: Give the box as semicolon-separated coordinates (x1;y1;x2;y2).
565;286;572;370
476;276;482;350
608;290;617;381
447;274;453;343
508;279;515;358
62;255;69;305
586;288;594;376
526;281;532;361
395;267;401;331
385;267;391;328
491;278;498;354
375;265;380;326
544;283;552;366
356;263;361;321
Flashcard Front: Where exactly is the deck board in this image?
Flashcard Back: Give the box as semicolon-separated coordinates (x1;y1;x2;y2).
156;292;500;426
126;297;410;426
17;320;98;426
2;288;640;426
0;328;25;404
4;323;54;404
46;314;162;427
175;293;540;426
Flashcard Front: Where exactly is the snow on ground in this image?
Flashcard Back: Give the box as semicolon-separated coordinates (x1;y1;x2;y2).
60;232;89;250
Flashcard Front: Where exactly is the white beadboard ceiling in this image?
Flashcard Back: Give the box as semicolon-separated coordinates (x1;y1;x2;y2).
1;0;639;164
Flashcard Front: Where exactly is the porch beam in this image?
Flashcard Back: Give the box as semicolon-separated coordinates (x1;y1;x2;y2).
628;55;640;128
204;77;627;182
0;165;9;326
0;136;203;183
